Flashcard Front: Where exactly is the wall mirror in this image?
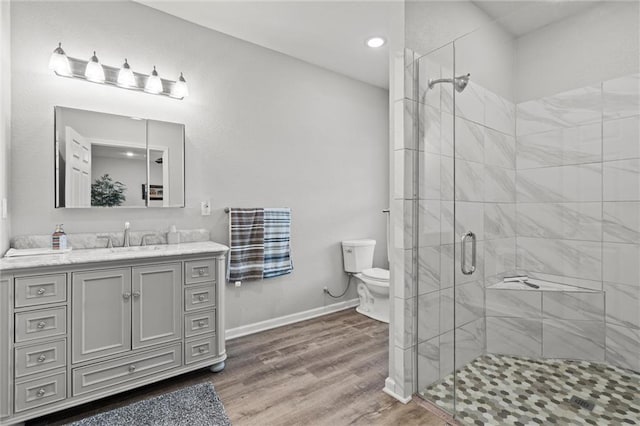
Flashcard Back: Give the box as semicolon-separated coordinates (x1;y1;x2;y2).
54;106;185;208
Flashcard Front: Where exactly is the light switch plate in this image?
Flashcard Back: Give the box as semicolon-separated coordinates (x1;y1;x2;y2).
200;201;211;216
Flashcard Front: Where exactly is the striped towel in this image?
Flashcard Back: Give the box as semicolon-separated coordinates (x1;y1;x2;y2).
263;208;293;279
228;208;265;281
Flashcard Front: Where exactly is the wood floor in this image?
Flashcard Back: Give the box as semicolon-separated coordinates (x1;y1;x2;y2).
28;309;446;426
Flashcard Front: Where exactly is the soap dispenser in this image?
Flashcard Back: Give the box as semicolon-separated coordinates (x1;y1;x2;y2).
168;225;180;245
52;224;68;250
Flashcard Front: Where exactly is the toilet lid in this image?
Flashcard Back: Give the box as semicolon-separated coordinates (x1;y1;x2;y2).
362;268;389;281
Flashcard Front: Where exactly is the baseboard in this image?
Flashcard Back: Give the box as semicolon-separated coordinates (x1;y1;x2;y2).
383;377;412;404
225;298;359;340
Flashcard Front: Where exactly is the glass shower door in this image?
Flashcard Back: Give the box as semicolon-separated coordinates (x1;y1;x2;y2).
415;42;458;417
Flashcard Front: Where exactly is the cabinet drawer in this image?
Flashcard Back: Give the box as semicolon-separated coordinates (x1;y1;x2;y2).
15;339;66;378
185;335;216;365
15;307;67;343
14;370;66;413
15;274;67;308
184;285;215;311
72;343;182;396
185;259;216;285
184;309;216;338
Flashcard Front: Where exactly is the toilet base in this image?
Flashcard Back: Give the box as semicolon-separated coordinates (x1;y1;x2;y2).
355;280;390;323
356;306;389;323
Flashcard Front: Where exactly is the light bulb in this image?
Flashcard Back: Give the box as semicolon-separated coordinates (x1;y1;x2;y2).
84;51;105;83
144;66;163;94
172;72;189;98
117;58;136;88
48;42;71;76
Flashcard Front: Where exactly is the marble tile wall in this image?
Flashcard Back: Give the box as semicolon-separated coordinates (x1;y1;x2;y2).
515;73;640;373
486;288;606;361
387;48;420;402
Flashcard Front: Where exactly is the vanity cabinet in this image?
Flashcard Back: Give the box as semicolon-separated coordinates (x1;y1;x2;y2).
72;268;132;362
0;242;228;426
72;263;182;363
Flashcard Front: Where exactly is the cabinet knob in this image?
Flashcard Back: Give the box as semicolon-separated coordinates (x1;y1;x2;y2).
132;291;141;298
123;292;131;300
198;294;206;302
129;365;136;372
37;287;46;295
198;320;206;327
36;321;46;329
37;354;46;363
198;347;206;353
198;268;205;276
36;388;46;398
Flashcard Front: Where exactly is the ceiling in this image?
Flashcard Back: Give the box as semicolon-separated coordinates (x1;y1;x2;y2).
472;1;602;37
137;1;602;90
136;1;401;89
93;145;146;160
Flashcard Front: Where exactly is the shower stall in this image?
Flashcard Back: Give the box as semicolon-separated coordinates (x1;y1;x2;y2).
390;1;640;424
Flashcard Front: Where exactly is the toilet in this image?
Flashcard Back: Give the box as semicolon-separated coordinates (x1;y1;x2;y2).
342;239;390;323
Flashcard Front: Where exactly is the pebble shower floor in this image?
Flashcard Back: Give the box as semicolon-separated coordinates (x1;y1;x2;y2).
420;354;640;425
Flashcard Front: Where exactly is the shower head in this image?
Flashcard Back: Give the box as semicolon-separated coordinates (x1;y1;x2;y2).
454;73;470;93
427;73;471;93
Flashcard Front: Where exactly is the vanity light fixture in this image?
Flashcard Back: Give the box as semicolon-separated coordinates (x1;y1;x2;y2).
117;59;136;88
172;73;189;98
48;43;189;100
365;36;386;48
48;42;72;76
84;51;105;83
144;66;163;94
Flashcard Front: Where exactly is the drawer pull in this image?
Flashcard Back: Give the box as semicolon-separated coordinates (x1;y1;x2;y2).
37;354;46;363
198;320;206;327
123;292;131;300
132;291;141;298
198;346;207;354
36;321;47;329
128;365;136;372
198;294;206;302
37;288;46;295
198;268;205;276
36;388;46;398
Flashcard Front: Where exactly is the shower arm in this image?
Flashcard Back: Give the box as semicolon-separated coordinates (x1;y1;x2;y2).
427;77;453;88
427;73;471;92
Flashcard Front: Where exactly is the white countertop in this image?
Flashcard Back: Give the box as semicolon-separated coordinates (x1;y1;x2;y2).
0;241;229;271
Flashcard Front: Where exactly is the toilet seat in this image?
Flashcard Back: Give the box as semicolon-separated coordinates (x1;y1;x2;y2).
362;267;389;282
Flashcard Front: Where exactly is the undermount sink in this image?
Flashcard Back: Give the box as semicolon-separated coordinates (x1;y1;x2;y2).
109;245;165;253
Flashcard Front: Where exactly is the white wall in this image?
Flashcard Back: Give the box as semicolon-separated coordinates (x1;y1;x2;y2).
10;1;389;330
0;0;10;254
515;1;640;102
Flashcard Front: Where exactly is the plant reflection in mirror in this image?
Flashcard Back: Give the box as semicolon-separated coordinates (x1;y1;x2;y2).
91;174;127;207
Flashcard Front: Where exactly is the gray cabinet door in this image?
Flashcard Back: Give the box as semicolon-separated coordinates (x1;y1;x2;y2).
132;263;182;350
72;268;132;363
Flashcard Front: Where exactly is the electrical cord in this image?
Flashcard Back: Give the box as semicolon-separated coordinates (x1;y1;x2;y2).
324;273;353;298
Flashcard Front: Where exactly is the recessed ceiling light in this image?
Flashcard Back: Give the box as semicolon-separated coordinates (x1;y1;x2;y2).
125;152;134;157
366;37;386;48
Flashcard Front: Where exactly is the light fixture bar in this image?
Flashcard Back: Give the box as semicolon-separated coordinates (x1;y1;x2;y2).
55;56;186;100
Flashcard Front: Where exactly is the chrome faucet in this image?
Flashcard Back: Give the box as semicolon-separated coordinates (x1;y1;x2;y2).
123;222;131;247
97;235;113;248
140;234;156;246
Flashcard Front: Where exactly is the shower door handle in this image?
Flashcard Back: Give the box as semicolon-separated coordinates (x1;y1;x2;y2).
461;231;476;275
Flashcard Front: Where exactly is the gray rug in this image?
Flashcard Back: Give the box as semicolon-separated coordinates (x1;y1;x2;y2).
69;383;232;426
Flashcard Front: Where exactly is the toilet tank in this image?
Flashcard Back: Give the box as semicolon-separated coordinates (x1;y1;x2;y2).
342;239;376;273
